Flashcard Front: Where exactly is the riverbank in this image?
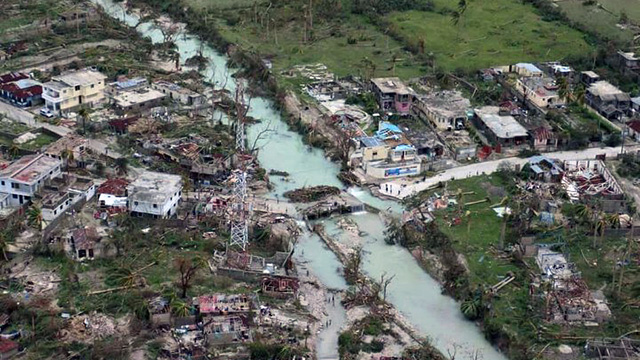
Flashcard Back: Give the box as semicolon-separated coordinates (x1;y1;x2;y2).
312;214;443;358
91;1;511;358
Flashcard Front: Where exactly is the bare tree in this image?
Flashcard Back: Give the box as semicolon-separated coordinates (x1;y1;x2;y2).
379;272;395;301
335;125;358;171
248;121;275;156
174;256;201;298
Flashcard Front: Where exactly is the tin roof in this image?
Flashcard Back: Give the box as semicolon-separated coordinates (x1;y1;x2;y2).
97;178;129;196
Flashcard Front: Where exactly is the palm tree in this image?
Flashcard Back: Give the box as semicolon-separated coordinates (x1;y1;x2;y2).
78;108;89;135
28;205;43;229
114;157;129;176
60;148;74;174
8;143;20;159
593;211;608;248
0;232;10;261
573;84;586;105
556;77;570;102
170;298;191;317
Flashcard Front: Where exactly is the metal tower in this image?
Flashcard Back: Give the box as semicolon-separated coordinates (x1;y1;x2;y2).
229;83;249;251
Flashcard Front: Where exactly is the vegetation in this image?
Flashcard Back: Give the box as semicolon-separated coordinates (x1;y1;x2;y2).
401;169;640;359
385;0;594;72
617;153;640;179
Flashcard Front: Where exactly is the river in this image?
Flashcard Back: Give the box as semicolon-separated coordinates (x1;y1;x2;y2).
91;1;507;358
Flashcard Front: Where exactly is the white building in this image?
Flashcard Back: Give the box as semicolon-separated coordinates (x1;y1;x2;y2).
127;171;182;218
0;154;62;206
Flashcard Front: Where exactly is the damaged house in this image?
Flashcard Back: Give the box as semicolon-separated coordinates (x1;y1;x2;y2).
562;160;625;213
195;294;252;346
67;226;107;261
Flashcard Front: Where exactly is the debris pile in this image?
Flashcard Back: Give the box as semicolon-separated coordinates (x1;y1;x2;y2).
283;186;340;203
562;160;623;203
59;313;120;343
536;249;611;324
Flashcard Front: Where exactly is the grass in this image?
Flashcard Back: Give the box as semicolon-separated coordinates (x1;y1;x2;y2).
184;0;265;11
20;133;57;151
385;0;594;72
556;0;636;43
216;16;425;85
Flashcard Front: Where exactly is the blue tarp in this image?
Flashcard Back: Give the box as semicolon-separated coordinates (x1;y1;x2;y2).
378;121;402;134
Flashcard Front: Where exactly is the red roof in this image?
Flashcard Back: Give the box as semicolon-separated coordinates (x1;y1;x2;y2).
1;83;42;100
97;178;129;196
532;127;554;140
0;72;28;85
628;120;640;133
0;339;18;354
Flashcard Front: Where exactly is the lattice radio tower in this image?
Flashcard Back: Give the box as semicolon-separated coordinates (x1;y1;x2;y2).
229;83;249;251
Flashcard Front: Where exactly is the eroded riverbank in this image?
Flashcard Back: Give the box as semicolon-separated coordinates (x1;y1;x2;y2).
91;0;508;358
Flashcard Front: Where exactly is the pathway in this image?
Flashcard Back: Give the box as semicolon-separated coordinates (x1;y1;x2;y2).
0;101;121;159
381;145;640;199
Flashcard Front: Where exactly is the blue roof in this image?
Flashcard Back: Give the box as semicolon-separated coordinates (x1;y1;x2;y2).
394;144;414;151
530;164;543;174
360;136;383;148
378;121;402;134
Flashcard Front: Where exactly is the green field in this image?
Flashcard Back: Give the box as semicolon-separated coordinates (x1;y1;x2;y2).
216;16;426;82
184;0;266;11
386;0;594;71
556;0;636;43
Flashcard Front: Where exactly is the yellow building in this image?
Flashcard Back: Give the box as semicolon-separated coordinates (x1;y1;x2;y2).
42;68;107;114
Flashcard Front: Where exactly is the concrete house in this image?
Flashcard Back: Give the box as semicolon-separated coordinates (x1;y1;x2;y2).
516;76;565;109
151;81;204;106
370;77;413;114
0;154;61;206
105;76;148;97
41;191;71;222
127;170;182;218
42;68;107;114
513;63;543;77
580;71;600;86
112;88;167;115
413;90;470;130
585;81;631;119
44;134;88;168
352;122;422;179
473;106;529;147
617;50;640;73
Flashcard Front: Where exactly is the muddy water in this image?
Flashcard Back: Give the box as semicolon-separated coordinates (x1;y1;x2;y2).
92;1;507;358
